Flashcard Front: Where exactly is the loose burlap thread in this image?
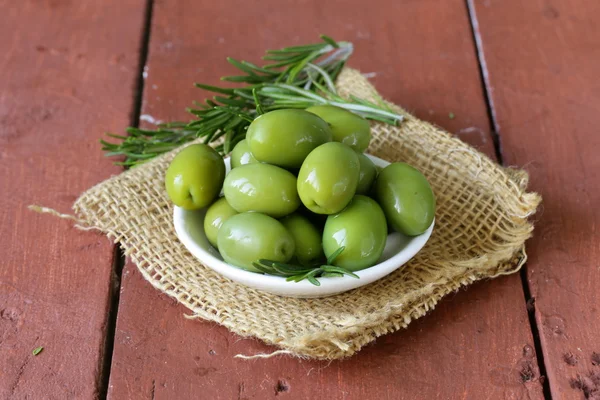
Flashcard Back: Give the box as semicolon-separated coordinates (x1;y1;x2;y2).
71;68;540;360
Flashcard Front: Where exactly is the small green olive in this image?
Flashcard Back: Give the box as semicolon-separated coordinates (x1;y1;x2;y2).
280;213;323;264
223;163;300;218
305;105;371;152
218;212;295;272
203;197;238;248
323;195;387;271
356;152;378;194
165;144;225;210
374;162;436;236
230;139;258;169
297;142;360;214
246;109;332;168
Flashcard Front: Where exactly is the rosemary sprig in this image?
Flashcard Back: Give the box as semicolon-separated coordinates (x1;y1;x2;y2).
101;35;403;166
252;247;359;286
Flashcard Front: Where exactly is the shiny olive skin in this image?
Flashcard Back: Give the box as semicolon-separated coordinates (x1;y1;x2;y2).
323;195;387;271
297;142;360;214
203;197;238;248
165;144;225;210
218;212;295;272
374;162;436;236
246;109;332;168
306;105;371;152
280;213;323;264
223;163;300;218
230;139;258;169
356;153;378;194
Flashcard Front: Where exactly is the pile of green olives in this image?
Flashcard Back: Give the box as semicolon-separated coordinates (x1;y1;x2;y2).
165;106;436;275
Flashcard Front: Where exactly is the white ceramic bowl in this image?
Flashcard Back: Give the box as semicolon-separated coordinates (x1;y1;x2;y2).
173;154;434;298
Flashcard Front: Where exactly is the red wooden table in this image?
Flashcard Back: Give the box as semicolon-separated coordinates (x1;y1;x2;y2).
2;0;599;399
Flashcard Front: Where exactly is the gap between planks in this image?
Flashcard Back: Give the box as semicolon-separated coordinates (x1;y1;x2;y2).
98;0;156;398
464;0;552;398
98;247;125;399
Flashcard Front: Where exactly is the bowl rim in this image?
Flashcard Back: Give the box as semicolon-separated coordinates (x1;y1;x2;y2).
173;154;434;297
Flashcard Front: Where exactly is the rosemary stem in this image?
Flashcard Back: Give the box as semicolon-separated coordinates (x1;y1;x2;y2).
328;102;404;121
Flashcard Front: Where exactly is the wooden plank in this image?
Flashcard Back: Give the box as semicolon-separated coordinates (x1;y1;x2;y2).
470;0;600;398
0;0;146;398
107;0;544;398
111;270;542;399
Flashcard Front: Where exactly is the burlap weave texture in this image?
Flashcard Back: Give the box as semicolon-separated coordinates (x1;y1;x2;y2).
73;68;540;359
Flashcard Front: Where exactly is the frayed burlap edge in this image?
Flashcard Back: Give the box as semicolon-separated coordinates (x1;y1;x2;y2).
62;68;540;360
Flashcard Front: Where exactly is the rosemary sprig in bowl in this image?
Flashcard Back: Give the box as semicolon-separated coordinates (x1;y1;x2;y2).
101;35;403;166
252;247;358;286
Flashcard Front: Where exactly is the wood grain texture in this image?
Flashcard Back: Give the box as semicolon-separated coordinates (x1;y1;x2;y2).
107;0;543;398
0;0;146;398
470;0;600;398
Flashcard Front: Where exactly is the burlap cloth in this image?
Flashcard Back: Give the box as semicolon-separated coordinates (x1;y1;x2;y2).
71;68;540;359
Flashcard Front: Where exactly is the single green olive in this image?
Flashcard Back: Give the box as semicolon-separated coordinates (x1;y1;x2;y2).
374;162;436;236
323;195;387;271
165;144;225;210
223;163;300;218
297;142;360;214
230;139;258;169
305;105;371;152
280;213;323;264
356;152;378;194
246;109;332;168
218;212;295;272
203;197;238;248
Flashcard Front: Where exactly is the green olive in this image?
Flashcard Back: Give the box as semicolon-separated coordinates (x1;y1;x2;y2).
323;195;387;271
203;197;238;248
305;105;371;152
165;144;225;210
230;139;258;169
374;162;436;236
223;163;300;218
356;153;377;194
280;213;323;264
246;109;332;168
218;212;295;272
297;142;360;214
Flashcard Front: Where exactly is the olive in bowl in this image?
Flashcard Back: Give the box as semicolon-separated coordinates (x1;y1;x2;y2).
223;163;300;218
230;139;258;169
356;152;378;194
203;197;238;248
280;213;324;265
323;195;388;271
297;142;360;215
165;144;225;210
217;212;295;272
306;105;371;152
246;109;332;169
375;162;436;236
